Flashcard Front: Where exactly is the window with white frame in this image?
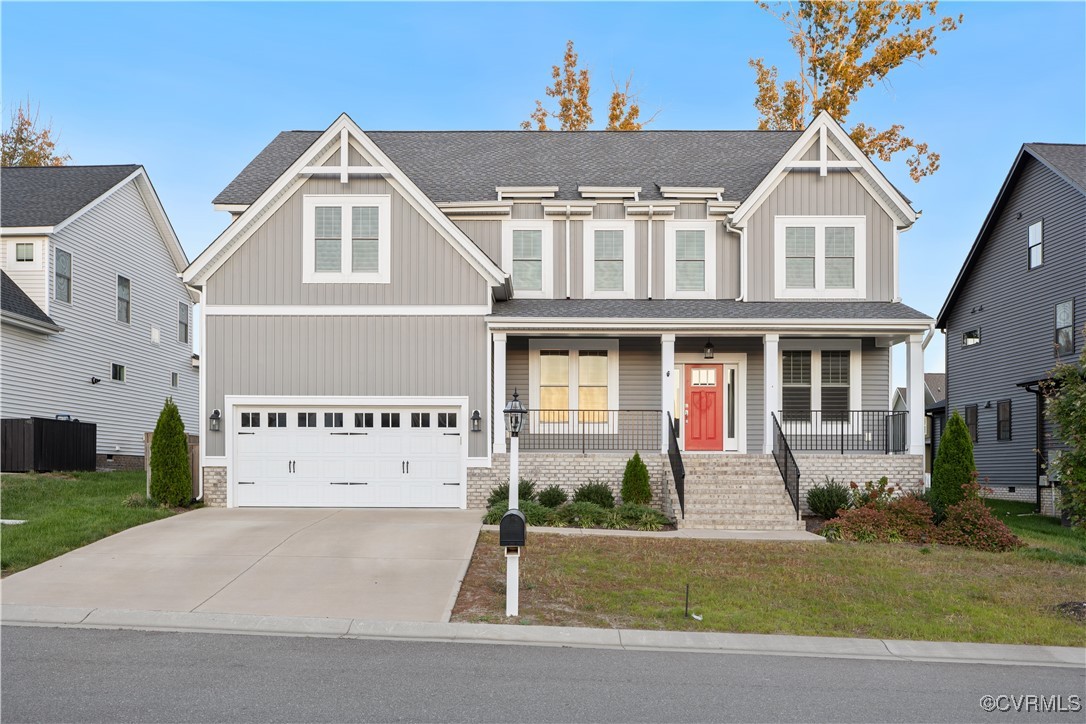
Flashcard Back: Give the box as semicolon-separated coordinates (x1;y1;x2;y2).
774;216;866;298
55;248;72;303
781;350;812;423
116;276;131;324
779;342;862;425
529;339;620;428
15;242;34;262
302;195;391;283
178;301;189;344
1028;221;1043;269
583;220;635;298
665;221;716;298
502;220;552;298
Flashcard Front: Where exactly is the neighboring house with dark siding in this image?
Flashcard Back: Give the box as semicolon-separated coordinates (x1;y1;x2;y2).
937;143;1085;507
0;165;198;469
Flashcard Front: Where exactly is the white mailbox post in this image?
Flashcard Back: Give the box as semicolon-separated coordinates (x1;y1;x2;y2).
501;389;527;617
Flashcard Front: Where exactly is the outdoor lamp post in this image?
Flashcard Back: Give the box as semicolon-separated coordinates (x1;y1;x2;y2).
503;389;526;507
501;389;527;616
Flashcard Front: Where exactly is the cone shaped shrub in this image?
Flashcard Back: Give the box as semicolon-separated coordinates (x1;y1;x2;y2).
931;410;975;512
150;397;191;507
620;451;652;505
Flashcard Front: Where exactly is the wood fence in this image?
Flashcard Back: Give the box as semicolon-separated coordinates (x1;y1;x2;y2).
144;432;201;502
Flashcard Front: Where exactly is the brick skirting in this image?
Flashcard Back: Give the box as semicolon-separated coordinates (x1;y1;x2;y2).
793;453;925;515
202;466;227;507
96;454;145;472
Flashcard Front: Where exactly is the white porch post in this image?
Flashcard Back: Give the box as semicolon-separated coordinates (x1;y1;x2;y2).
906;333;925;455
763;334;780;454
660;334;676;453
493;332;507;454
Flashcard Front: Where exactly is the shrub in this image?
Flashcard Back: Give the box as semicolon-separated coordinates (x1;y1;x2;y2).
150;397;191;507
616;503;670;531
620;451;652;505
572;481;615;508
907;488;947;524
849;476;896;509
807;478;851;518
822;495;935;544
935;479;1023;552
554;501;609;527
537;485;568;508
1043;341;1086;529
486;478;537;508
931;410;975;511
885;495;937;543
482;499;554;526
823;506;891;543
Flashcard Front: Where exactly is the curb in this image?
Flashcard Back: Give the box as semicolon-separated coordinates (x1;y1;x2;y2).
2;604;1082;668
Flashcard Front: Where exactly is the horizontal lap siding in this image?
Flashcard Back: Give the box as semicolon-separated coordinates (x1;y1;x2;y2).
861;341;891;411
945;155;1086;489
205;315;488;458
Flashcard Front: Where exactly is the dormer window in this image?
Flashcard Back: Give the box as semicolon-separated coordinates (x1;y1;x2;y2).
774;216;866;299
665;221;717;299
583;220;635;299
302;195;390;283
502;220;552;298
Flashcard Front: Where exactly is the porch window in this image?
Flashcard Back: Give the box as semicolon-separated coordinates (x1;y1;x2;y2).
528;339;620;427
578;351;608;423
539;350;570;423
821;350;850;422
782;350;812;423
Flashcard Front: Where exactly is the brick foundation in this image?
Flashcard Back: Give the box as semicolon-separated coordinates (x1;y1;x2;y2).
1039;486;1062;517
202;466;227;507
983;486;1037;504
96;453;145;472
793;453;925;515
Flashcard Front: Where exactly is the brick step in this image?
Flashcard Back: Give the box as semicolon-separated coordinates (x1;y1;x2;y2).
684;504;796;514
683;483;788;491
678;521;805;531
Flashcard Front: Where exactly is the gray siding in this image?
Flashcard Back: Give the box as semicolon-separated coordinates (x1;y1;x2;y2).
593;203;625;220
676;202;707;220
452;219;501;263
945;155;1086;489
511;203;544;220
204;315;489;458
746;170;897;301
0;180;198;456
719;227;741;299
861;340;891;412
206;176;490;306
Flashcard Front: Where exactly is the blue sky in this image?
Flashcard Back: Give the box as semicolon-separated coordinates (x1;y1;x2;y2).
3;1;1084;380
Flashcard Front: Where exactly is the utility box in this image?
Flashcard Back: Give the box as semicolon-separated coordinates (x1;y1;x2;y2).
499;508;526;548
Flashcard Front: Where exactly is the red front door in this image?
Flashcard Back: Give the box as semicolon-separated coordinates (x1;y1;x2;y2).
685;364;723;451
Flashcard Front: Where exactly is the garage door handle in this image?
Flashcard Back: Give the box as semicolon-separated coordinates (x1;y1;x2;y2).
348;482;367;486
238;481;255;485
238;432;255;436
349;432;367;436
443;432;460;436
443;482;460;486
329;482;349;486
330;432;351;436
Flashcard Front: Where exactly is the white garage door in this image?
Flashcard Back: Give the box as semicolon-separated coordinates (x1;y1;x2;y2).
232;405;464;508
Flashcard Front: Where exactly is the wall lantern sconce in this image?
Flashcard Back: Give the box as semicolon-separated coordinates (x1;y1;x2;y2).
470;409;482;432
209;409;221;432
90;377;101;385
703;339;715;360
984;401;992;409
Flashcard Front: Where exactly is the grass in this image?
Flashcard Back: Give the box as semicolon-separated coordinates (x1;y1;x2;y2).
985;499;1086;566
1;471;180;575
452;531;1086;646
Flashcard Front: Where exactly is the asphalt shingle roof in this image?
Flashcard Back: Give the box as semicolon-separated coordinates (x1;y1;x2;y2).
1025;143;1085;194
1;165;141;227
213;130;802;206
489;299;932;321
1;270;57;328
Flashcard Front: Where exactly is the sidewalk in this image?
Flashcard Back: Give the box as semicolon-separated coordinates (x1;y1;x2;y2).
3;603;1081;669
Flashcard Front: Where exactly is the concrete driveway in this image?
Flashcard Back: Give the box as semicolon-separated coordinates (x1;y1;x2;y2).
0;508;481;622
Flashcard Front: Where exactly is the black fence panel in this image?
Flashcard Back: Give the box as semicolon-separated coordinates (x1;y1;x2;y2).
1;417;97;472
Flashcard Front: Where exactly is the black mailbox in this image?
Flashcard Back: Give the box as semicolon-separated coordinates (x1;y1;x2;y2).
499;508;527;547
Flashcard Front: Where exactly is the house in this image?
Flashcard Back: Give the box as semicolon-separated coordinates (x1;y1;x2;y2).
892;372;945;472
937;143;1085;510
182;112;932;527
1;165;199;469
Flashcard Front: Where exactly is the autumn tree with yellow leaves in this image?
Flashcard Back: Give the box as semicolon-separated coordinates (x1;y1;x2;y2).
750;1;962;181
1;99;71;167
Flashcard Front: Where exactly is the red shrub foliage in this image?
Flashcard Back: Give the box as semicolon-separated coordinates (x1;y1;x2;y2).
936;498;1024;552
824;495;936;544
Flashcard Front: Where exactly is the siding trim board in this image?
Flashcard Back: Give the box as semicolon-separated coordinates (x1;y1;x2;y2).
205;305;491;317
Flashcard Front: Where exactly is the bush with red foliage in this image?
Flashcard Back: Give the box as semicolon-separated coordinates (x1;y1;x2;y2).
935;482;1024;552
823;495;936;544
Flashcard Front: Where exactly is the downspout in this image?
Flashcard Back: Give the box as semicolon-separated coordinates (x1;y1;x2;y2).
565;205;572;299
647;205;654;299
725;220;746;301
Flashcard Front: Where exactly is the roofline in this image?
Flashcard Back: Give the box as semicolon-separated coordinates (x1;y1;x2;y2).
0;226;54;236
486;316;934;334
1;310;63;334
1025;144;1086;196
935;144;1084;328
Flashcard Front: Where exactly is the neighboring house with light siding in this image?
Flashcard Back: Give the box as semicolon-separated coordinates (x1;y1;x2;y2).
937;143;1085;508
184;112;933;527
1;165;198;469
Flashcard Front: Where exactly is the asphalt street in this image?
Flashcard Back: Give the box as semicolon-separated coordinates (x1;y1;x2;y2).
2;626;1083;723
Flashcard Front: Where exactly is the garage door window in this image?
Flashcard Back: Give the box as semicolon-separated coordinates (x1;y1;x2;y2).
355;412;374;428
381;412;401;428
268;412;287;427
325;412;344;427
241;412;260;428
437;413;457;428
411;412;431;428
297;412;317;427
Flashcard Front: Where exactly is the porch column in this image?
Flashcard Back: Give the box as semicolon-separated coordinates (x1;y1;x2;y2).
906;333;925;455
493;332;507;454
660;334;676;453
763;333;780;454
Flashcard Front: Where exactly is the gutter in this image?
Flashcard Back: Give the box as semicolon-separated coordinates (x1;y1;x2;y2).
1;310;63;334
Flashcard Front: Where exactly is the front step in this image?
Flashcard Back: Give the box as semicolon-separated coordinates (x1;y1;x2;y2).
673;454;804;531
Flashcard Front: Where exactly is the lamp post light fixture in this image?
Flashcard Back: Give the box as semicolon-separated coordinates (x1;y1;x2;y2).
209;409;221;432
470;409;482;433
703;339;715;360
501;389;528;617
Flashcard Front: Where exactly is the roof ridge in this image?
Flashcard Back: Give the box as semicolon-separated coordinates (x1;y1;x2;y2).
282;129;803;135
1;163;141;170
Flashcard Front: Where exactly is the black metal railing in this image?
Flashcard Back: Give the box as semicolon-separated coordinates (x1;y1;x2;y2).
771;412;801;519
776;410;908;454
667;412;685;519
518;409;661;453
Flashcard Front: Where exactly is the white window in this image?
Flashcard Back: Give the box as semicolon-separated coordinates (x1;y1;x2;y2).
55;248;72;303
171;372;179;388
502;220;553;298
116;276;131;324
111;363;126;382
779;341;862;426
583;220;635;299
962;329;981;347
178;302;189;344
15;243;34;262
774;216;866;298
5;239;41;269
528;339;620;429
1028;220;1043;269
665;221;717;298
302;195;391;283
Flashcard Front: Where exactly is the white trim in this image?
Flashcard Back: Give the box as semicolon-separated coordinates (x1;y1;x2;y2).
212;204;249;214
0;226;54;236
541;201;595;216
773;215;867;299
437;201;513;217
707;201;741;216
198;294;208;500
664;220;717;299
502;219;553;299
675;352;748;454
493;332;507;454
299;165;388;177
497;186;558;199
892;227;902;302
301;194;391;284
582;219;636;299
778;339;863;431
487;318;932;334
658;187;727;200
0;311;63;334
660;334;675;452
204;304;489;317
5;238;44;271
624;203;677;217
53;245;73;305
578;186;641;200
527;339;620;433
763;333;780;454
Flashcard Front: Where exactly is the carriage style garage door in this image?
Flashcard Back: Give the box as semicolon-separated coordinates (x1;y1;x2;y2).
232;405;464;508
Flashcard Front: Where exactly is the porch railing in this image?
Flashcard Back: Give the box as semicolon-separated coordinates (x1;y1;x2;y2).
776;410;908;454
667;412;685;519
518;409;662;453
771;413;801;519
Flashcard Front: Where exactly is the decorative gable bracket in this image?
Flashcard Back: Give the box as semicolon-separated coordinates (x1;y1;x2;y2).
300;128;388;183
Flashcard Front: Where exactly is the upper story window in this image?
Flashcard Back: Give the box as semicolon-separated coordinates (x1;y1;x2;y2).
1028;221;1043;269
774;216;866;299
962;329;981;347
964;404;978;443
996;400;1011;441
302;195;391;284
54;248;72;303
502;220;552;298
1055;301;1074;356
583;220;635;299
116;276;131;324
178;302;189;344
15;243;34;262
665;221;717;299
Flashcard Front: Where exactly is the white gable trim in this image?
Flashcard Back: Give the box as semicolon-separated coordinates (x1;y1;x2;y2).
729;112;917;229
184;114;507;290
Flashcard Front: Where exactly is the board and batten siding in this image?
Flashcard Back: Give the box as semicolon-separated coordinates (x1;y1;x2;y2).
206;176;489;306
204;315;489;458
944;154;1086;489
745;170;897;302
0;180;197;456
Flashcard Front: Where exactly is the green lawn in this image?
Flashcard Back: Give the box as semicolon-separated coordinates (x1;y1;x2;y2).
986;499;1086;566
1;471;178;574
